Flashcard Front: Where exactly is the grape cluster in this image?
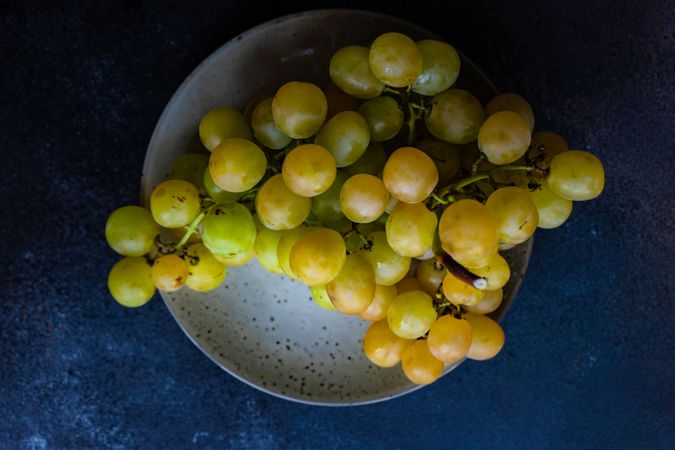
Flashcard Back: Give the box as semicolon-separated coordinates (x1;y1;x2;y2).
105;32;605;386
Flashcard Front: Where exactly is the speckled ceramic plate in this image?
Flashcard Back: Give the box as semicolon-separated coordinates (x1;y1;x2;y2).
140;9;532;405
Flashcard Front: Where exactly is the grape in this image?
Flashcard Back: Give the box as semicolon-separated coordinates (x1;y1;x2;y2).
464;313;505;361
528;131;568;163
547;150;605;201
202;168;242;203
289;228;346;286
311;170;349;223
326;254;376;314
105;206;159;257
396;277;425;294
171;153;209;190
250;97;292;150
151;254;189;292
310;284;337;311
243;95;267;122
315;111;370;167
401;340;444;385
255;174;311;230
363;320;413;367
213;247;255;266
486;187;539;245
442;272;484;305
477;111;532;165
339;174;389;223
272;81;327;139
387;290;437;339
427;315;473;363
202;202;256;258
253;224;285;274
276;226;315;280
524;179;573;229
485;93;535;132
359;231;411;285
425;89;485;144
360;284;397;321
325;82;363;119
386;202;438;258
471;253;510;290
209;138;267;192
382;147;439;204
199;108;251;151
108;257;155;307
463;288;503;314
415;138;462;183
416;258;446;296
344;142;386;176
358;96;404;142
411;40;461;96
150;179;201;229
329;45;385;99
282;144;337;197
438;199;498;269
185;243;227;292
369;32;422;88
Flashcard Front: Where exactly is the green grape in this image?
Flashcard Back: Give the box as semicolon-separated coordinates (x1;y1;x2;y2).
395;277;425;294
326;253;376;314
478;111;532;165
345;142;387;176
325;82;363;119
251;97;292;149
358;96;404;142
359;230;411;286
315;110;370;167
416;258;446;296
427;315;473;363
170;153;209;190
411;39;461;96
209;138;267;193
486;187;539;245
415;138;462;184
277;226;315;279
363;320;413;367
105;206;159;257
185;243;227;292
402;339;444;385
329;45;385;99
255;174;311;230
108;257;155;307
243;95;267;122
472;253;510;290
339;174;390;223
202;168;242;203
382;147;439;204
464;313;505;361
272;81;327;139
442;272;484;305
438;199;498;269
387;290;437;339
528;131;568;163
199;108;251;151
282;144;337;197
463;288;503;314
150;179;201;229
151;254;189;293
386;202;437;258
547;150;605;201
311;170;349;223
524;179;573;229
309;285;335;311
369;32;422;88
253;224;285;274
213;247;255;266
360;284;397;321
485;93;535;132
202;202;256;258
289;228;346;286
425;89;485;144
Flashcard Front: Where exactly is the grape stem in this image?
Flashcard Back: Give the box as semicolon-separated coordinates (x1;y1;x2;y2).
436;164;535;199
176;206;213;250
436;253;488;290
406;103;418;146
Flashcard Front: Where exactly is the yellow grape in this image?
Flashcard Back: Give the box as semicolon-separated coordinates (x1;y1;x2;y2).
326;253;376;314
396;277;425;294
363;320;413;368
151;254;189;292
339;174;389;223
209;138;267;193
411;39;461;96
485;93;535;131
477;111;532;165
382;147;439;204
463;288;503;314
105;206;159;257
464;313;505;361
108;257;155;307
213;247;255;266
442;272;484;305
289;228;346;286
386;202;438;257
426;89;485;144
369;32;422;88
329;45;384;99
185;243;227;292
203;168;242;203
360;284;397;321
525;179;573;229
272;81;327;139
471;253;511;290
276;226;315;280
387;290;437;339
150;179;201;229
528;131;568;163
358;96;404;142
310;285;337;311
401;340;444;385
255;174;311;230
486;187;539;245
202;202;256;259
315;110;371;167
253;225;285;274
416;258;446;296
547;150;605;201
282;144;337;197
427;315;473;363
250;97;292;150
359;230;411;285
199;108;251;151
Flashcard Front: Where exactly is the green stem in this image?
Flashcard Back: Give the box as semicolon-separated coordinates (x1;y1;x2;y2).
176;209;207;250
407;103;418;146
437;164;535;197
382;86;402;96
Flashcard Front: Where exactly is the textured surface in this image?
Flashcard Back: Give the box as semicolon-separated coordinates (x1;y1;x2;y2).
1;0;673;448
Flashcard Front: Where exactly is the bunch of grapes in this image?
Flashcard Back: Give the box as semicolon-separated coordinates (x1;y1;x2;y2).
105;32;605;385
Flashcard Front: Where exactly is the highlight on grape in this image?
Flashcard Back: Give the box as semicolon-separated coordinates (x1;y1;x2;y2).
105;31;605;386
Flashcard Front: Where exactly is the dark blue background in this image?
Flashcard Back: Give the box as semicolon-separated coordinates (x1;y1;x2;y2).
1;1;673;448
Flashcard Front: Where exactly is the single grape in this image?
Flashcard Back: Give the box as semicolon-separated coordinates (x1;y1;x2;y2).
427;315;473;363
276;226;315;280
199;108;251;151
486;187;539;245
325;82;363;119
471;253;510;290
213;247;255;266
363;320;413;368
416;258;446;296
442;272;484;305
326;253;376;314
243;95;267;122
209;138;267;193
185;243;227;292
411;40;461;96
339;174;389;223
202;202;256;258
485;93;535;132
105;206;159;257
310;284;337;311
396;277;425;294
329;45;385;99
477;111;532;165
464;313;505;361
108;257;155;307
386;202;438;258
315;110;370;167
344;142;387;176
463;288;503;314
359;230;411;286
360;284;397;321
151;254;189;292
150;179;201;229
425;89;485;144
170;153;209;190
387;290;437;339
415;138;462;183
311;170;349;223
382;147;439;204
547;150;605;201
255;174;311;230
358;96;404;142
528;131;568;164
253;224;285;274
272;81;327;139
524;179;573;229
203;168;242;203
289;228;346;286
369;32;422;88
250;97;292;150
401;339;444;385
282;144;337;197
